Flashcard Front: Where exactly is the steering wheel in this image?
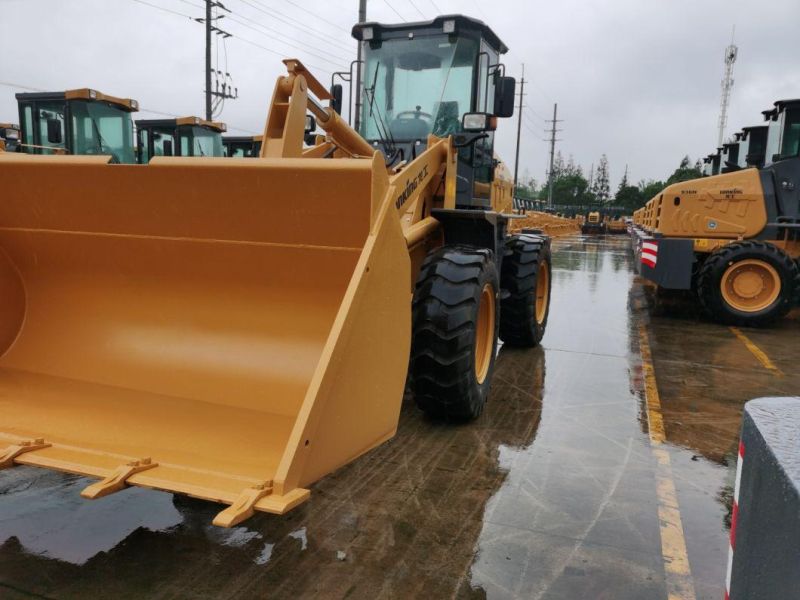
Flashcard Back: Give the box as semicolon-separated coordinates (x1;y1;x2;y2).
396;109;432;121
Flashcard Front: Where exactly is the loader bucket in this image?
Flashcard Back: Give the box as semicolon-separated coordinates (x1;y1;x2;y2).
0;152;410;526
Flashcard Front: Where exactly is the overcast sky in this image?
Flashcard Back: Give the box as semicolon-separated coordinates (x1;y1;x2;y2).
3;0;800;189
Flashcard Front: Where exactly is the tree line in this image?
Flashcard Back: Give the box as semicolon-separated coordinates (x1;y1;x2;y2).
515;154;704;212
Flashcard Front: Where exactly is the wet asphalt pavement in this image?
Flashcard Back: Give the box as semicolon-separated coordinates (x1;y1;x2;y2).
2;233;798;599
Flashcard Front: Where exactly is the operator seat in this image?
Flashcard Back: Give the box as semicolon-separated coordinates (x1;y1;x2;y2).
389;111;431;140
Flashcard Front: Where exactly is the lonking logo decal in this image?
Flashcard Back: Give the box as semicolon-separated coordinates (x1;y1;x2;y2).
395;165;430;210
720;188;743;198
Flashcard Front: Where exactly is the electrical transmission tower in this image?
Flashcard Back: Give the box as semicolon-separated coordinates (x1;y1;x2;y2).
195;0;238;121
544;103;563;210
717;27;738;148
513;64;526;199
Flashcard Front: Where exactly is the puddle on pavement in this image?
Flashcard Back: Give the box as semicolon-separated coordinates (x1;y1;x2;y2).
0;234;780;599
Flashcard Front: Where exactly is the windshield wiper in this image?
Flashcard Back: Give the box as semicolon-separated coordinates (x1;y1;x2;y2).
364;62;400;164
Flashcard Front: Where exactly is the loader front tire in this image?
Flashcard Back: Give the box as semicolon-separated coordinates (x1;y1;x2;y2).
409;245;499;422
499;234;552;347
697;241;800;326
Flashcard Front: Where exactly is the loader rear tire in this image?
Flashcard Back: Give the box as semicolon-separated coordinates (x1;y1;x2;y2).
697;241;800;326
409;245;499;422
499;234;552;347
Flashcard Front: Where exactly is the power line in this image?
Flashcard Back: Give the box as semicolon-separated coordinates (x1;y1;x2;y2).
278;0;350;33
131;0;193;19
522;120;538;137
235;0;351;51
524;104;548;122
523;111;544;129
234;35;334;75
384;1;407;22
175;0;204;9
0;81;45;92
470;0;489;21
406;0;427;19
428;0;442;13
226;13;350;65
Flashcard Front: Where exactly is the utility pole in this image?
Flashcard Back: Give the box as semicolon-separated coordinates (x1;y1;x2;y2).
717;26;738;147
196;1;235;121
205;0;212;121
513;63;525;208
354;0;367;131
545;103;562;210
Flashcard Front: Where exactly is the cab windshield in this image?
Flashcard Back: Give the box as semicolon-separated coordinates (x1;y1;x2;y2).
71;100;135;164
779;108;800;159
181;126;223;157
359;35;478;141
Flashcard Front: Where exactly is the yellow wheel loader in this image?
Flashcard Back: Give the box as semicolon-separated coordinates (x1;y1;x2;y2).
581;210;606;234
0;15;551;527
632;98;800;326
223;135;263;157
607;216;627;235
135;117;227;162
0;123;20;152
15;88;138;163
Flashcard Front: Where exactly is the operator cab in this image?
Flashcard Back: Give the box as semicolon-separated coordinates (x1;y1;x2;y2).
701;154;714;177
223;135;263;157
351;15;516;209
741;124;768;169
136;117;226;163
720;139;740;173
16;89;138;163
711;148;723;175
0;123;20;152
763;99;800;166
736;125;768;169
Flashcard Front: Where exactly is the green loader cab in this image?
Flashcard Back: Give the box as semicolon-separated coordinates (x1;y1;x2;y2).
16;88;138;163
136;117;226;163
223;135;263;157
350;15;516;209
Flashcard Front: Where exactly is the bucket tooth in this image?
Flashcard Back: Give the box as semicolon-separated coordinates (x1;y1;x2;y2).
80;458;158;499
0;438;51;469
213;482;274;528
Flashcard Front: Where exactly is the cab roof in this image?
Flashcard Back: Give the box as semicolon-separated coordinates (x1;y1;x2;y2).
15;88;139;112
352;14;508;54
773;98;800;112
223;135;263;143
135;117;227;133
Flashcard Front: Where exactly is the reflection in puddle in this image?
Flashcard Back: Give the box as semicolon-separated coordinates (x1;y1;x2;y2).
0;470;182;564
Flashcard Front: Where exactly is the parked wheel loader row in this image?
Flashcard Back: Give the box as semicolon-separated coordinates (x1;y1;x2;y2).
632;98;800;326
0;15;552;527
6;87;270;162
579;210;627;235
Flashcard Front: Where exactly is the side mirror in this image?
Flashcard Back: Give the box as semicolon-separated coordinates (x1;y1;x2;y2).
162;139;173;156
304;115;317;134
462;112;497;132
46;118;62;144
331;84;343;115
494;75;516;118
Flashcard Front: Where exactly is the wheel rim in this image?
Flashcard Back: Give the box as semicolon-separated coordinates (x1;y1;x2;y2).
474;283;496;385
720;259;781;313
535;260;550;324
